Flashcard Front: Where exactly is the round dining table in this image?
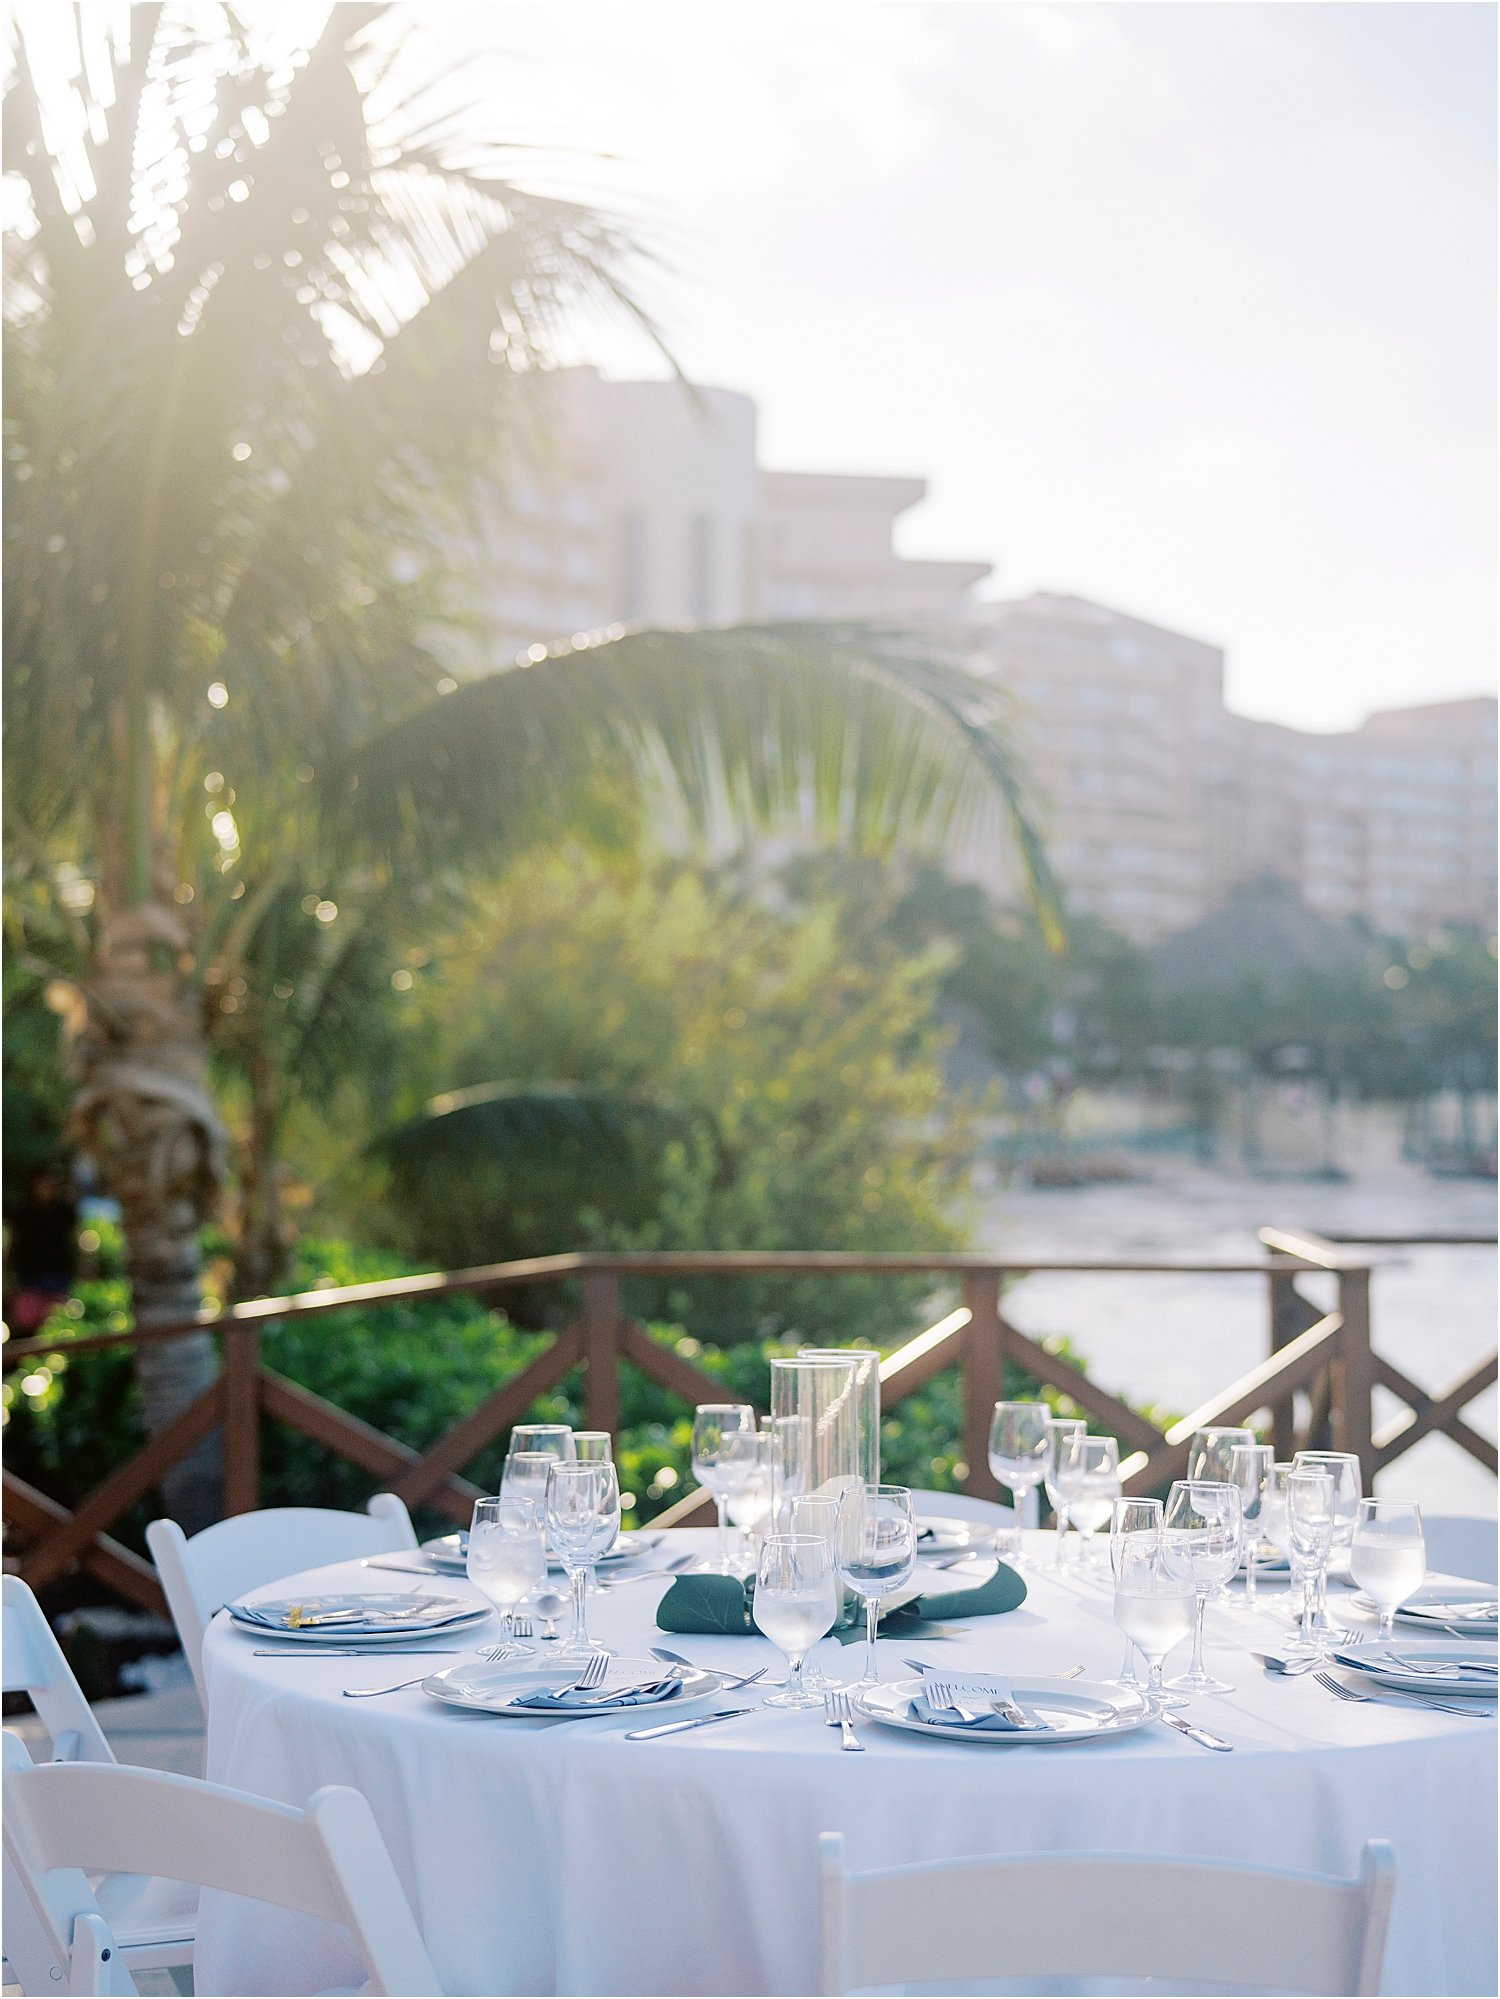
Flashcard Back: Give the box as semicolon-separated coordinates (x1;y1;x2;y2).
195;1528;1496;1997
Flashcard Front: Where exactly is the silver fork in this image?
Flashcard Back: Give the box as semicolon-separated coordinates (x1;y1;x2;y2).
479;1618;535;1663
823;1690;864;1750
1313;1670;1494;1718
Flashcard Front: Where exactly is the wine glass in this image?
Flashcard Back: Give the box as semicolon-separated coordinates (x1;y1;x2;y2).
1350;1498;1426;1638
834;1484;916;1690
570;1431;612;1463
500;1450;562;1511
1161;1480;1243;1693
1187;1426;1255;1482
1113;1539;1194;1716
1293;1450;1362;1631
1056;1433;1120;1569
1043;1416;1086;1570
1109;1497;1163;1689
544;1459;620;1657
1284;1467;1336;1657
691;1404;756;1573
786;1492;845;1692
988;1402;1049;1560
1228;1443;1275;1605
510;1424;576;1460
754;1535;839;1708
723;1430;777;1574
466;1498;546;1655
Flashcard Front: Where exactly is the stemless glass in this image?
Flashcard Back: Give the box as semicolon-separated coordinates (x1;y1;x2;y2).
510;1424;576;1460
544;1459;620;1657
1044;1416;1086;1570
1113;1538;1194;1715
467;1498;546;1654
570;1431;613;1463
1187;1426;1256;1482
691;1404;756;1572
1284;1468;1336;1657
500;1450;563;1512
835;1484;916;1690
1057;1433;1120;1568
1161;1480;1243;1693
1350;1498;1426;1638
1109;1497;1163;1688
988;1402;1049;1558
1228;1443;1275;1605
1294;1450;1362;1630
723;1431;777;1576
755;1535;839;1708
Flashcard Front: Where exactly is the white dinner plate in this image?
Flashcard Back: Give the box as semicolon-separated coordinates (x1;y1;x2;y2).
854;1677;1148;1745
1333;1642;1499;1698
228;1594;490;1644
421;1530;649;1574
421;1654;722;1716
914;1518;992;1554
1354;1582;1498;1631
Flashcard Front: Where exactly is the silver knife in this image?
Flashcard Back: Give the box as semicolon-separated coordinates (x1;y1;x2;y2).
1157;1712;1232;1751
625;1706;752;1740
252;1647;468;1657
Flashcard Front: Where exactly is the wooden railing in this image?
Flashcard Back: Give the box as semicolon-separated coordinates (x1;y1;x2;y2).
5;1233;1494;1614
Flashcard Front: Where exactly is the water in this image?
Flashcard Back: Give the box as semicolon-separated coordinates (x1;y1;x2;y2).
754;1590;836;1655
1067;1496;1116;1536
977;1161;1496;1518
1350;1536;1427;1607
1114;1588;1193;1656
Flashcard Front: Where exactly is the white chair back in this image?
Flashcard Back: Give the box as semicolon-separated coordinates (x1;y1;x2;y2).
2;1576;114;1766
818;1832;1395;1996
3;1734;442;1997
909;1488;1013;1528
147;1493;417;1706
1421;1514;1498;1585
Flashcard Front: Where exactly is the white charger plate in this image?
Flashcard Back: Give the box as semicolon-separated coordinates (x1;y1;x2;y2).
855;1676;1148;1745
914;1518;992;1554
228;1594;490;1644
1355;1582;1498;1631
1333;1642;1498;1698
421;1530;649;1574
421;1654;721;1716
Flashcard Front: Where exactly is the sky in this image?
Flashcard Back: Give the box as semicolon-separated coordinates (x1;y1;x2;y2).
430;1;1496;734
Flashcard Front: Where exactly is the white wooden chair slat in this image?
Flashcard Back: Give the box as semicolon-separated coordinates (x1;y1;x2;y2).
146;1492;417;1707
818;1834;1395;1996
3;1735;442;1997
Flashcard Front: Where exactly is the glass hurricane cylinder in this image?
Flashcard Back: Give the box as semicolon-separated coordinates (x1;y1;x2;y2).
796;1346;880;1486
769;1355;863;1528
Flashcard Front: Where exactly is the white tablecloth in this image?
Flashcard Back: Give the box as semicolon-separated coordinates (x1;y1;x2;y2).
196;1530;1496;1997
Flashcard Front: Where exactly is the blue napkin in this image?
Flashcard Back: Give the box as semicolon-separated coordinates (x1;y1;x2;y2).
508;1678;683;1712
909;1695;1033;1731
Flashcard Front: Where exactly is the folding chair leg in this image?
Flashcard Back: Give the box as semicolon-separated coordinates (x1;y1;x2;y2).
68;1911;133;1996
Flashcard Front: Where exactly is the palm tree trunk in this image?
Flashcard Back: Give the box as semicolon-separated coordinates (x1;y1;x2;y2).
235;1052;289;1300
72;902;228;1532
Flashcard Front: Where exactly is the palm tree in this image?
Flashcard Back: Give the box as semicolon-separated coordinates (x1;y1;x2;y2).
4;4;1053;1526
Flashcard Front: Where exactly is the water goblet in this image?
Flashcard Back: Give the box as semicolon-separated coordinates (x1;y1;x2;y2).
500;1449;564;1512
570;1431;613;1463
1056;1433;1120;1569
1161;1479;1243;1693
1350;1497;1426;1638
1293;1450;1362;1631
466;1498;546;1655
1186;1425;1255;1483
754;1535;839;1708
510;1424;576;1460
787;1492;846;1692
1113;1541;1195;1716
835;1484;916;1690
1043;1416;1086;1570
1228;1442;1275;1606
544;1458;620;1657
1284;1467;1336;1657
1109;1497;1163;1690
988;1401;1049;1560
691;1404;756;1573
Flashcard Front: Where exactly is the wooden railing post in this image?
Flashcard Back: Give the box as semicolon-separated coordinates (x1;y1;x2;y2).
221;1321;262;1517
961;1271;1004;1500
1333;1267;1375;1490
1265;1270;1302;1461
582;1271;622;1437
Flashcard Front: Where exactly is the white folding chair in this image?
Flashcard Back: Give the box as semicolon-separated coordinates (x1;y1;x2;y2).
909;1488;1014;1529
818;1832;1395;1996
146;1492;418;1707
3;1735;442;1997
1420;1513;1498;1585
1;1578;196;1992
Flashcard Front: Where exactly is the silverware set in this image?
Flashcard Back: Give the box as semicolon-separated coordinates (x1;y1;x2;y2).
1312;1670;1495;1719
924;1679;1047;1730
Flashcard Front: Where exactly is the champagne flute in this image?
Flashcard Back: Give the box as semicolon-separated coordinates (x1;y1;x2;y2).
544;1459;620;1657
691;1404;756;1573
1293;1450;1362;1632
1284;1468;1336;1657
988;1402;1049;1560
466;1498;546;1655
1109;1497;1163;1689
1043;1416;1086;1570
1057;1433;1120;1569
1350;1497;1426;1638
1228;1442;1275;1605
754;1535;839;1707
723;1430;777;1576
1113;1541;1194;1716
1161;1480;1243;1693
835;1484;916;1690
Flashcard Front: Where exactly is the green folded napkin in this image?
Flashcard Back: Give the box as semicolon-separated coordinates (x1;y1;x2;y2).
656;1562;1025;1640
